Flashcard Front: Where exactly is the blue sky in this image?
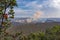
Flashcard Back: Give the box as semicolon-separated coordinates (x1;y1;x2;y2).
14;0;60;18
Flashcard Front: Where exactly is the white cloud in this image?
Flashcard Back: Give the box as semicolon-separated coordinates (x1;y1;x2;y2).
14;8;33;14
25;1;43;10
33;11;43;20
49;0;60;9
14;8;34;18
14;0;60;18
25;0;60;18
44;0;60;18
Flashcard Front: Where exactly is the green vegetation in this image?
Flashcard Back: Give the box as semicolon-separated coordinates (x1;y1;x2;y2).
0;25;60;40
0;0;17;27
0;0;17;40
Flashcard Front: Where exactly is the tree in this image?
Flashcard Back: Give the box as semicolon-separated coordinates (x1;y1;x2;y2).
0;0;17;40
0;0;17;28
45;25;60;40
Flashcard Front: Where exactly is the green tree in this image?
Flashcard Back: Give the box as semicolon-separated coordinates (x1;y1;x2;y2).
0;0;17;28
0;0;17;40
46;25;60;40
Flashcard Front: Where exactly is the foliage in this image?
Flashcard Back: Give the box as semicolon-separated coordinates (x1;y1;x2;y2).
45;25;60;40
0;0;17;40
0;0;17;27
0;25;60;40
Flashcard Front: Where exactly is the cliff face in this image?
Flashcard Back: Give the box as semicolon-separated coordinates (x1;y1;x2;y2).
6;22;60;35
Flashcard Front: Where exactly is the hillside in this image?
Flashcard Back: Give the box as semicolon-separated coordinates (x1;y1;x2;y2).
6;22;60;35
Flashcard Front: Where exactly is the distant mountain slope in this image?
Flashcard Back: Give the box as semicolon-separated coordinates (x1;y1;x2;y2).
6;22;60;35
35;18;60;23
11;18;60;23
46;18;60;22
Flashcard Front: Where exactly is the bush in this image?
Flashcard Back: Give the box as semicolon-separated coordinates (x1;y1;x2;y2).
0;25;60;40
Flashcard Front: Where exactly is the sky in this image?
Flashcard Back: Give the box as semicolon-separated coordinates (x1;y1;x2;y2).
14;0;60;18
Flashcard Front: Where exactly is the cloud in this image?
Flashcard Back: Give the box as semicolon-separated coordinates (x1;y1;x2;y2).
25;1;43;10
15;0;60;18
14;8;35;18
33;11;43;20
49;0;60;9
25;0;60;18
43;0;60;18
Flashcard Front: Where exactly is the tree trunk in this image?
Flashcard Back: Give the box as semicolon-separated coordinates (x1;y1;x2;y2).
1;3;7;28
